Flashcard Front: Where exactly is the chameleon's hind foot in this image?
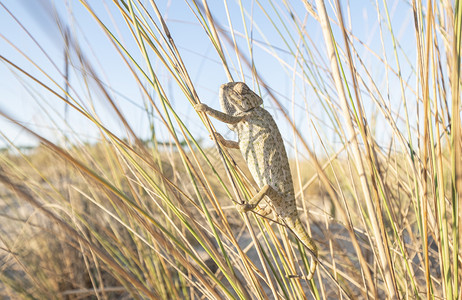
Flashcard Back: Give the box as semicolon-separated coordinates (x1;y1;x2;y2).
236;184;274;214
287;274;315;281
236;202;272;217
255;203;272;216
235;202;257;213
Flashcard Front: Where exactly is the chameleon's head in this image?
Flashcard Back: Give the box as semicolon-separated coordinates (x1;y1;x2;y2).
220;82;263;114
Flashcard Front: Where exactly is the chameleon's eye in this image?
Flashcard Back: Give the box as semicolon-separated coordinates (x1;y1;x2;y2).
233;82;248;94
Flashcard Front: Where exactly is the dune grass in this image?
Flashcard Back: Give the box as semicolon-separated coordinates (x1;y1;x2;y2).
0;0;461;299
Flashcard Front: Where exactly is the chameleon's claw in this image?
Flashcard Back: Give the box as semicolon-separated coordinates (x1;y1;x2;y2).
194;103;209;112
212;132;225;143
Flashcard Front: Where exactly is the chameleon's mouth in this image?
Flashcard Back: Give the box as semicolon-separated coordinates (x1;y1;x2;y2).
243;107;256;113
220;82;233;88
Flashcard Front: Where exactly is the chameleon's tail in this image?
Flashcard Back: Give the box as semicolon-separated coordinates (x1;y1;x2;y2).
285;216;318;280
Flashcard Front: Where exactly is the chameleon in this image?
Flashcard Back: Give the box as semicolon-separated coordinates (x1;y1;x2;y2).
194;81;317;280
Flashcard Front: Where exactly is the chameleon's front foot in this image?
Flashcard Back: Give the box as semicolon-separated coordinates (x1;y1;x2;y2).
235;202;257;213
194;103;210;113
212;132;226;143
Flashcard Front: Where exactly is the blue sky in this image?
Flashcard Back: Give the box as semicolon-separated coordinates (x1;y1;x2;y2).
0;0;419;154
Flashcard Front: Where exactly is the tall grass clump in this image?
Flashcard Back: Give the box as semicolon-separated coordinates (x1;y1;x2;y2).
0;0;460;299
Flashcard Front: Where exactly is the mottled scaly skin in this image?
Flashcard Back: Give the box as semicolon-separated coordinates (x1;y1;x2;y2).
195;82;317;279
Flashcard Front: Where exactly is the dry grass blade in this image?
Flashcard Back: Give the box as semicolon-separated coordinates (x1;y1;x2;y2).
315;0;398;297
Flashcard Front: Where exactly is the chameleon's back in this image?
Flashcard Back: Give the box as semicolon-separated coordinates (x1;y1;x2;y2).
236;107;297;218
237;106;318;274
